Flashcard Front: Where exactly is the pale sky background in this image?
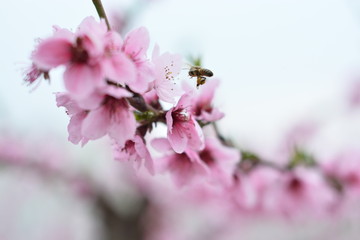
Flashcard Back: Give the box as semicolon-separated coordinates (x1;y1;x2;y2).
2;0;360;239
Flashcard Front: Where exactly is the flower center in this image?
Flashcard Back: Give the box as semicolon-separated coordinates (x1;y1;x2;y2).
71;37;89;63
288;177;303;192
199;149;215;165
173;109;190;122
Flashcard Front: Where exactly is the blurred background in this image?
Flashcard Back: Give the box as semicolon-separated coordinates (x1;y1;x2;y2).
2;0;360;239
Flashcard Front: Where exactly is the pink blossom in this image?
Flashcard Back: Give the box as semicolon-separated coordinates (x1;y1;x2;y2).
185;78;224;122
151;45;182;103
114;135;154;175
166;92;204;153
230;167;280;212
56;86;136;147
152;138;208;187
32;17;139;100
32;18;107;99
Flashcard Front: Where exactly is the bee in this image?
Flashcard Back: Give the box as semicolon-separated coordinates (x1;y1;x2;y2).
188;66;213;88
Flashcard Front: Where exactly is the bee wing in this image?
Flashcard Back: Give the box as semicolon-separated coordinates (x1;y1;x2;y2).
182;63;192;70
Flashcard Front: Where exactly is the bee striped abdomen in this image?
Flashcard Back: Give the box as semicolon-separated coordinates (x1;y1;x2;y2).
199;68;213;77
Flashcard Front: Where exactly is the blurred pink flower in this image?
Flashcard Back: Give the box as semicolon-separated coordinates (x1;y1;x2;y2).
152;138;208;187
230;167;280;212
323;151;360;195
114;135;154;175
264;167;338;218
195;137;239;185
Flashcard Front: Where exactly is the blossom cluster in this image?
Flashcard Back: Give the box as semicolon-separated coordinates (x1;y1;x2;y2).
23;12;360;222
25;16;228;181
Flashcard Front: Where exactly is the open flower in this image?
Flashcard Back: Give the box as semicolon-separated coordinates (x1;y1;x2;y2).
32;17;138;100
32;17;107;99
166;92;204;153
151;45;182;103
57;85;136;147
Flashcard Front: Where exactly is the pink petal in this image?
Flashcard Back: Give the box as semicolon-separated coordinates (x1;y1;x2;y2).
105;31;123;49
128;62;154;93
107;105;136;147
197;78;220;105
189;123;204;150
76;16;108;57
168;124;188;154
123;27;150;61
168;154;207;187
187;118;205;151
165;110;174;133
55;92;82;115
176;92;194;110
52;27;74;41
154;79;182;103
102;53;136;85
64;64;103;99
68;111;88;145
81;107;109;140
134;136;154;175
199;108;225;122
75;90;104;110
151;138;172;152
32;38;72;70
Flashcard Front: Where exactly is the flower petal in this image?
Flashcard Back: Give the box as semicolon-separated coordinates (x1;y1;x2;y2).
123;27;150;61
32;38;72;70
81;107;109;140
151;138;173;152
64;64;103;99
108;102;136;147
168;124;188;154
103;53;136;85
68;111;88;145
